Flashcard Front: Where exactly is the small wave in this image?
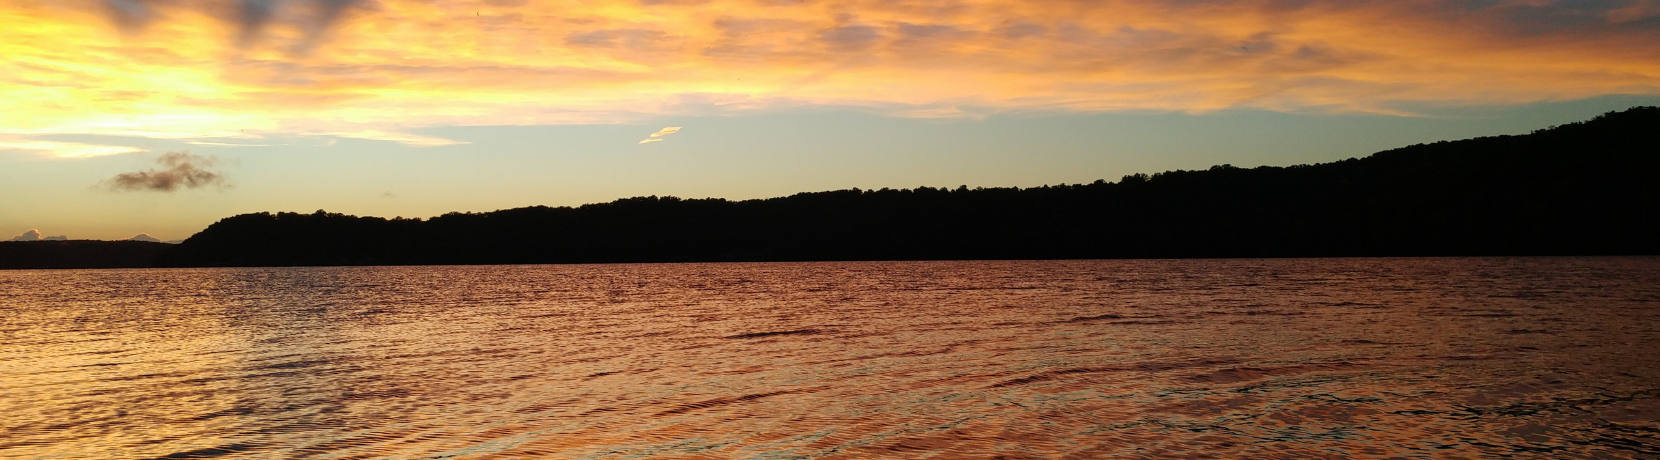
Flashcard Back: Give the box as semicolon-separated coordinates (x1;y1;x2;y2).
989;374;1056;388
1061;313;1124;323
1188;363;1359;384
1463;312;1520;318
725;329;822;339
655;387;822;416
1507;329;1553;335
149;442;263;459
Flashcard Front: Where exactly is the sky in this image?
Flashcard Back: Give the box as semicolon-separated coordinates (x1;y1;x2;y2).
2;0;1658;241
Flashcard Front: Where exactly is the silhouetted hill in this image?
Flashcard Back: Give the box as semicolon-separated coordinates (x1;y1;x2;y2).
155;106;1660;266
8;107;1656;269
0;240;175;269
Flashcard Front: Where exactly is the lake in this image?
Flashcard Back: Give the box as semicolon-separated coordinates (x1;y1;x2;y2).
3;258;1658;458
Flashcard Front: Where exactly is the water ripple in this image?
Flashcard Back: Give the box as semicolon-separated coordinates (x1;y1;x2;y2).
2;258;1659;458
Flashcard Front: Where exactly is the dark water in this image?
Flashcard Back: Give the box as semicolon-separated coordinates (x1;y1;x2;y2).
3;258;1659;459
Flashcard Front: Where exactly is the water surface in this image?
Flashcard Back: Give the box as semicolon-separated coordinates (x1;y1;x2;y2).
3;258;1659;458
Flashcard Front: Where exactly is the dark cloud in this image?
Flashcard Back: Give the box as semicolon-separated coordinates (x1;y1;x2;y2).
237;0;368;50
103;151;228;192
566;29;671;50
301;0;366;42
236;0;280;45
897;23;969;39
97;0;369;49
821;25;881;51
102;0;157;31
998;22;1047;39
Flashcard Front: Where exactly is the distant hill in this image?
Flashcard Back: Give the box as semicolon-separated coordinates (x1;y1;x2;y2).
0;240;175;269
5;107;1656;269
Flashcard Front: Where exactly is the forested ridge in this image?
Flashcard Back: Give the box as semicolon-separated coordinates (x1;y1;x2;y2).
5;107;1656;269
0;241;174;269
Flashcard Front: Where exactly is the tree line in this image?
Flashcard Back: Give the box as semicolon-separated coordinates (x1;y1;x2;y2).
5;107;1655;269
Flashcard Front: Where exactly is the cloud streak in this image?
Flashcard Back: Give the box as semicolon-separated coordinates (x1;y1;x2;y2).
329;130;466;147
102;151;228;192
0;139;146;158
2;0;1657;149
640;126;682;144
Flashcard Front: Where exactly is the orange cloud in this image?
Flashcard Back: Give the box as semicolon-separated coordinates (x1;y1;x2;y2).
2;0;1657;156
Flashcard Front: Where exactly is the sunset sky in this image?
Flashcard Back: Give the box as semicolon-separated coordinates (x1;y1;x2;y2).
3;0;1658;240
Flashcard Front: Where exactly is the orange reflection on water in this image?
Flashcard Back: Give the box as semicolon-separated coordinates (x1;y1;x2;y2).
2;258;1659;458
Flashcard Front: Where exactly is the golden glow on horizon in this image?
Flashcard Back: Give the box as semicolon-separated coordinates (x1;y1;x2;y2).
3;0;1658;157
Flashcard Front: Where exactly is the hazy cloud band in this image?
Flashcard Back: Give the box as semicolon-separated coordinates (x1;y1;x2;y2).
2;0;1657;155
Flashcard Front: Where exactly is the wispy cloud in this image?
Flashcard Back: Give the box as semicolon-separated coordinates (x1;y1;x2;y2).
101;151;228;192
0;139;144;158
639;126;682;144
329;130;466;147
1609;0;1660;23
2;0;1657;148
181;140;271;147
